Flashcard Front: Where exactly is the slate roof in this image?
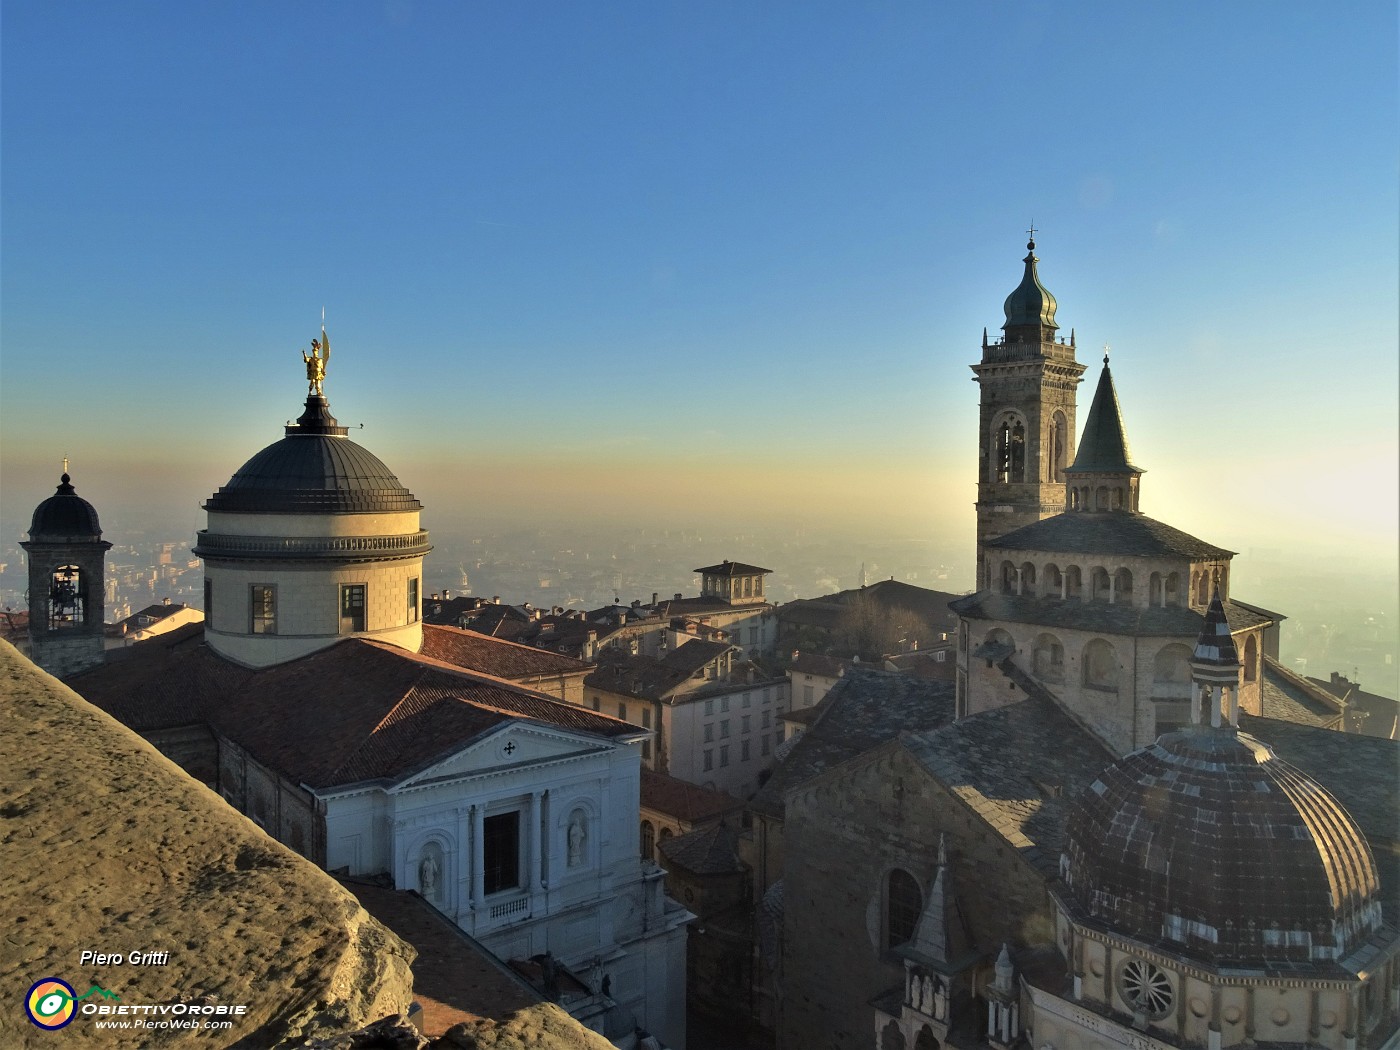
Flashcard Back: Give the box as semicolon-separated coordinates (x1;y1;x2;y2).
694;560;772;576
204;395;423;514
790;652;848;678
900;695;1115;880
1259;657;1345;729
748;668;955;820
949;592;1273;637
659;821;746;876
1063;362;1142;475
778;580;963;632
984;511;1233;560
1064;726;1383;968
70;630;638;790
1239;714;1400;920
640;770;744;824
420;624;591;681
26;472;104;540
1308;672;1400;739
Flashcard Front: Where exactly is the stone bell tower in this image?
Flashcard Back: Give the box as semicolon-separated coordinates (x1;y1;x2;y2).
971;235;1085;589
21;469;112;678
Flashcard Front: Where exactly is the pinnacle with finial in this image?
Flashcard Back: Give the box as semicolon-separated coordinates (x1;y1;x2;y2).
1103;343;1111;366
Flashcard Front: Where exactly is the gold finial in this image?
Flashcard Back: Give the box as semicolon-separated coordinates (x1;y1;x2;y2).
62;454;69;474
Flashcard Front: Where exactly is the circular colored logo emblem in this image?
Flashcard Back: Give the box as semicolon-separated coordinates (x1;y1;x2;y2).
26;978;77;1030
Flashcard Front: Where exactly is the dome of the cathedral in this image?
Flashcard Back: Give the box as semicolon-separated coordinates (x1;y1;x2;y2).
29;473;103;541
1063;727;1382;965
204;396;422;514
1002;239;1058;330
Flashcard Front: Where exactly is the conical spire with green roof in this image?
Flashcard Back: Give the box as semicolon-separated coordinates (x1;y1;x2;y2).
1064;354;1143;513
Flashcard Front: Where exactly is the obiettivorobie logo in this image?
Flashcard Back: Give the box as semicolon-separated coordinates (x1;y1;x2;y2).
25;979;118;1030
24;976;247;1034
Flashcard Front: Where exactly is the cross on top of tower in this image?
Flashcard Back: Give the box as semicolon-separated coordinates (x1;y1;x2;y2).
1103;343;1111;366
1026;221;1037;250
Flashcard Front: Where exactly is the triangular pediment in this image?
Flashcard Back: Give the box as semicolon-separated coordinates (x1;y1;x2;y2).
395;722;611;789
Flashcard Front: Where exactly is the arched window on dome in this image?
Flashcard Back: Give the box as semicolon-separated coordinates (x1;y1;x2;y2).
1148;572;1163;607
1095;486;1109;510
1020;562;1036;594
1065;565;1083;601
48;565;85;630
1195;571;1209;607
1091;567;1112;603
1044;563;1063;599
1165;572;1181;607
885;869;922;951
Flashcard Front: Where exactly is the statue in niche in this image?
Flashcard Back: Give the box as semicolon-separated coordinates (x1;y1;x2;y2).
419;850;440;901
567;811;587;867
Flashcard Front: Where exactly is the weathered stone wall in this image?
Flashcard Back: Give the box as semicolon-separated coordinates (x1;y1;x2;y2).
0;641;416;1049
780;743;1055;1050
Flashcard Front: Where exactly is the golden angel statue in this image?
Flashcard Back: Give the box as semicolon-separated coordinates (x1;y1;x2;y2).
302;329;331;396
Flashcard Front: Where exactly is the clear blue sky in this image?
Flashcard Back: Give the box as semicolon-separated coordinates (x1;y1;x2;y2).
3;2;1396;566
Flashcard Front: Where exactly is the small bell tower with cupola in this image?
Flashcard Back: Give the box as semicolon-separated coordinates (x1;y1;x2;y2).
971;233;1086;589
21;467;112;678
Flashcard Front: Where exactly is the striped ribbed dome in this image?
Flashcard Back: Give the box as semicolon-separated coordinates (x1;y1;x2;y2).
1065;727;1382;966
204;396;421;514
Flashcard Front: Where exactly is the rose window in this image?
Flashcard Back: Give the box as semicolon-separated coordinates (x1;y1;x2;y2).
1119;958;1172;1018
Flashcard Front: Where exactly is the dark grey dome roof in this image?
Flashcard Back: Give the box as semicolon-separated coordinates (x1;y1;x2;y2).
1003;239;1059;331
1064;727;1382;966
204;397;422;514
29;473;103;541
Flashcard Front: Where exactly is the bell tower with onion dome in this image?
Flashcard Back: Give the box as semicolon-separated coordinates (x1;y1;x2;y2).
193;328;432;668
22;467;113;678
971;233;1086;589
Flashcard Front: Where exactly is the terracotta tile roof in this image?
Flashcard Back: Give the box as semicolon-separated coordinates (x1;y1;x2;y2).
340;880;541;1033
71;630;639;790
749;668;955;820
985;511;1234;560
950;592;1274;637
640;770;743;823
420;623;591;681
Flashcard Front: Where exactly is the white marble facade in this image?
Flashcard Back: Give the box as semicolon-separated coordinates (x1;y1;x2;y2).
320;719;692;1048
